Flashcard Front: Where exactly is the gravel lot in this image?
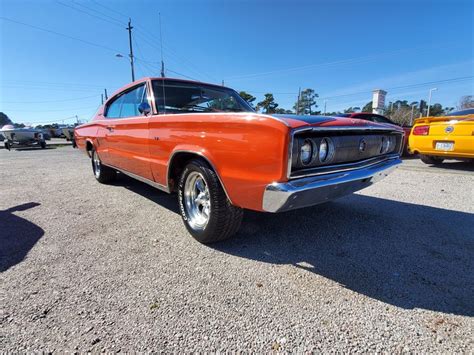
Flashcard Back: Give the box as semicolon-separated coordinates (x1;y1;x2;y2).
1;147;473;352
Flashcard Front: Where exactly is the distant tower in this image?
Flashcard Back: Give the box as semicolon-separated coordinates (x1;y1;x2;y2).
372;89;387;115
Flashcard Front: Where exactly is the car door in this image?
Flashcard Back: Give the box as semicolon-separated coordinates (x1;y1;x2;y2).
103;83;154;180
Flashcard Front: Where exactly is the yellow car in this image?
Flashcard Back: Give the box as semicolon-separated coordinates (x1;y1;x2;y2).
409;109;474;164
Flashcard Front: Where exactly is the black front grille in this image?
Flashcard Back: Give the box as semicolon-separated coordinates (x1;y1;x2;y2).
290;130;403;178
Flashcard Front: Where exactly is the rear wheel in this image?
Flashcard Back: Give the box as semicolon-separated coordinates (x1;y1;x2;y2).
91;149;116;183
420;155;444;165
178;159;243;243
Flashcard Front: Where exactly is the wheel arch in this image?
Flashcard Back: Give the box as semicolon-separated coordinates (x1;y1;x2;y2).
167;149;233;204
85;139;94;158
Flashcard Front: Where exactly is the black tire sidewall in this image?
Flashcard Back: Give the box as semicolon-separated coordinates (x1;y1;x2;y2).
178;160;228;243
91;149;100;180
178;162;210;241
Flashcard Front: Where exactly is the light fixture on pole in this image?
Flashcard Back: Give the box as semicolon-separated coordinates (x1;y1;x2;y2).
427;88;437;117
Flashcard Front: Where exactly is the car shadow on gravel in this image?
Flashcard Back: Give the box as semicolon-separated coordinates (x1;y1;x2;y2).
214;194;474;316
427;161;474;172
0;202;43;272
112;173;179;213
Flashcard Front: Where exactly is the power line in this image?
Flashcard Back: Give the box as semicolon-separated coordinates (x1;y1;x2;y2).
55;0;124;28
318;76;474;101
1;94;99;104
4;105;99;113
90;0;130;21
225;45;462;81
29;116;77;124
166;69;200;81
1;80;105;88
55;0;214;82
0;16;128;56
243;76;473;100
70;0;125;27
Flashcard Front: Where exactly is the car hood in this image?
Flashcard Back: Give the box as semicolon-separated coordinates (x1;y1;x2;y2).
270;114;402;131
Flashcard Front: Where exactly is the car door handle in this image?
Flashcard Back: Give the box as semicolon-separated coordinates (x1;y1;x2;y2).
106;126;115;132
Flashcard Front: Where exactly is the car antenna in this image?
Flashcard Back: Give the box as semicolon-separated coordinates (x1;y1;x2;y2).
159;12;165;78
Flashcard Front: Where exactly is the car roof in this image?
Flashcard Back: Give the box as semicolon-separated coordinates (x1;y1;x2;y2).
447;108;474;116
106;77;233;104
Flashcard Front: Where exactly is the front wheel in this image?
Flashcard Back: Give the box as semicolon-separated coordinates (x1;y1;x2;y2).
178;159;243;243
420;155;444;165
91;149;116;183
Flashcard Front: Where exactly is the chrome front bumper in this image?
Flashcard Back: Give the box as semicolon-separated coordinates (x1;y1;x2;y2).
262;157;401;212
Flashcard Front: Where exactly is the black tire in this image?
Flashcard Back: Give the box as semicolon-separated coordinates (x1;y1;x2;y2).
91;149;116;183
178;159;243;243
420;155;444;165
40;141;46;149
4;142;11;151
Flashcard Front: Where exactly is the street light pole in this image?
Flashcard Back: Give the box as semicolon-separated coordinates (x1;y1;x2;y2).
410;104;416;125
427;87;437;117
323;100;327;115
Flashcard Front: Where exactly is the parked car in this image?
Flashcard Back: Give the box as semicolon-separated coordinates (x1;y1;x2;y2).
75;78;404;243
1;125;47;150
408;109;474;165
62;126;77;148
336;112;411;155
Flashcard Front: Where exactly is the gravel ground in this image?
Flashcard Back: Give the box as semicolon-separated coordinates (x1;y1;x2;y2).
1;147;473;352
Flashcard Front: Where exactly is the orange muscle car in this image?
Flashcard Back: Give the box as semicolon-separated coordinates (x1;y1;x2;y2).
75;78;404;243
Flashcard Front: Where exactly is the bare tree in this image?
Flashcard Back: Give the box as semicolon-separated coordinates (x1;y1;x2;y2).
458;95;474;109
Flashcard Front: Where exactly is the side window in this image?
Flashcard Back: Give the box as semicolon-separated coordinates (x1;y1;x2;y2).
120;85;146;118
105;84;147;119
370;115;391;124
105;95;123;118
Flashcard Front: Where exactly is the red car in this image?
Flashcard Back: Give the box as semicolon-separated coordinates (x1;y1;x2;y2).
337;113;411;155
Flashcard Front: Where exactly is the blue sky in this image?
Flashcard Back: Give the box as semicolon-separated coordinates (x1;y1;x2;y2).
1;0;473;125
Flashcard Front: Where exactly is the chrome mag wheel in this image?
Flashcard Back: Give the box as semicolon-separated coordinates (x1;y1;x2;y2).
184;171;211;230
93;151;101;178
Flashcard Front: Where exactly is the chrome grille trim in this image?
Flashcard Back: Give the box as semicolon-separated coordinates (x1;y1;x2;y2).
287;126;404;179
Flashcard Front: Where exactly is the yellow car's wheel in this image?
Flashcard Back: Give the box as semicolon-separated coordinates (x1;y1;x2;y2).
420;155;444;165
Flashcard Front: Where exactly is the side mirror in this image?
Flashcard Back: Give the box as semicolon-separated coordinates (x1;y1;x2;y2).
138;102;151;116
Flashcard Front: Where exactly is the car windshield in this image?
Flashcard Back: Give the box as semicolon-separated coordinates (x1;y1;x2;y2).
152;79;254;114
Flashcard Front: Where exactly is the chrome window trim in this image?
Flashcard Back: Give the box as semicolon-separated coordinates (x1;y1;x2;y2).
105;83;148;119
287;126;404;179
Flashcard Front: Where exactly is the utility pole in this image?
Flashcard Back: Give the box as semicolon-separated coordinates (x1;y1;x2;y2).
323;100;327;115
159;13;165;78
104;88;108;100
126;18;135;82
75;115;79;124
